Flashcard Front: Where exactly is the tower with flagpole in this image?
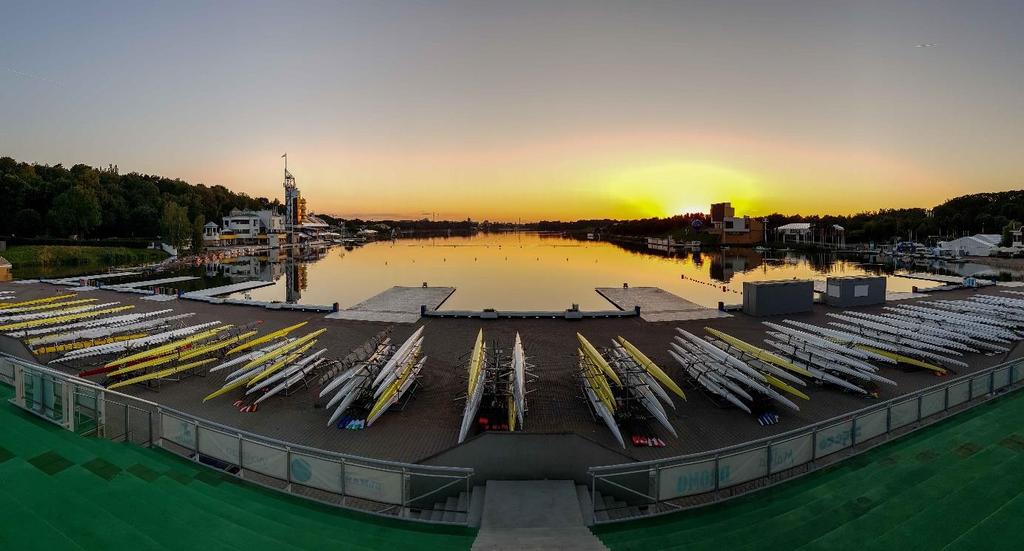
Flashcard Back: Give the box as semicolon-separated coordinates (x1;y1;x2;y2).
282;153;305;236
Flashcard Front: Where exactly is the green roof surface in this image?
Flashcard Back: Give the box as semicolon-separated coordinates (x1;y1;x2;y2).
594;388;1024;550
0;384;475;551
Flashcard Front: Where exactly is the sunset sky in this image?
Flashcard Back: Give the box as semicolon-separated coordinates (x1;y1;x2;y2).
2;1;1022;221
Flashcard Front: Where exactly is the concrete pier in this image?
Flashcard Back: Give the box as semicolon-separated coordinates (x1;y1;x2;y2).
596;286;730;322
181;279;275;300
327;285;455;323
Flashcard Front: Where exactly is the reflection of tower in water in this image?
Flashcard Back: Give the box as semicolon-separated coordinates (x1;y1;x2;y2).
285;261;308;304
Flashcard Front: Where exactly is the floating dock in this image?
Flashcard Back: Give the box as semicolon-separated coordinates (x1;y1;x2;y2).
595;286;730;322
327;286;455;323
181;280;276;300
49;272;142;286
424;306;637;320
107;276;199;290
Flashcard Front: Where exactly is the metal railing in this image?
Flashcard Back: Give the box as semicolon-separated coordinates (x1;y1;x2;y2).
0;352;474;525
589;357;1024;524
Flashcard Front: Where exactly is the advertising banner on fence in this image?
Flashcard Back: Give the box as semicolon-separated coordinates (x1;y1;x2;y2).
658;459;717;499
345;464;403;505
815;421;853;459
769;434;813;474
718;448;767;489
198;428;240;465
161;413;196;450
242;441;288;479
289;452;342;493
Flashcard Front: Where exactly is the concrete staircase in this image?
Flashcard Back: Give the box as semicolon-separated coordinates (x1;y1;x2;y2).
589;488;652;523
471;480;608;550
405;485;484;525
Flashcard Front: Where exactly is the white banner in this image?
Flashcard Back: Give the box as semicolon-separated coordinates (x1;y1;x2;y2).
289;452;342;493
198;428;240;465
717;448;767;489
345;464;403;505
161;413;196;450
242;441;288;479
948;381;970;407
920;391;945;419
815;421;853;459
889;400;918;429
658;460;717;499
769;434;812;474
855;410;887;442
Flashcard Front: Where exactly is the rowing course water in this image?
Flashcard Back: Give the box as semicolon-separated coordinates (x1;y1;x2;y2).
215;233;941;310
594;386;1024;550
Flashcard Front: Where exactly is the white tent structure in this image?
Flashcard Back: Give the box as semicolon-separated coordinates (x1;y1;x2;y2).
775;223;846;247
937;234;1000;257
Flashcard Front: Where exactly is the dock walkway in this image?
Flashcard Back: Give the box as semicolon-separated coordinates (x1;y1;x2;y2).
327;286;456;323
181;280;275;300
595;287;729;322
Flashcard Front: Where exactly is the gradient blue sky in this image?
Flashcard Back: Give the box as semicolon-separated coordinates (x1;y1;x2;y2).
2;0;1022;220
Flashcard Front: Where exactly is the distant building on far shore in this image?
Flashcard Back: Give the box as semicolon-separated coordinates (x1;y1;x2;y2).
707;202;765;245
937;234;1001;257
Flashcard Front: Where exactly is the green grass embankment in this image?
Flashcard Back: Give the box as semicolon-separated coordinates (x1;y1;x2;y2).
4;245;168;278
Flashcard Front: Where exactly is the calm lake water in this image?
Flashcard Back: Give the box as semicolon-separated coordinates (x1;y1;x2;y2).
211;233;947;310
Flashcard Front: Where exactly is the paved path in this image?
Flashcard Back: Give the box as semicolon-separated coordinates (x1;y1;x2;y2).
327;286;455;323
473;480;606;550
596;287;730;322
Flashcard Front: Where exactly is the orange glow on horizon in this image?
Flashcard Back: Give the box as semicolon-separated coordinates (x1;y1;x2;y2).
190;128;963;221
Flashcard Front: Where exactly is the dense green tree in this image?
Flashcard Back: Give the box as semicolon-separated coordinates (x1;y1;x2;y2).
13;208;42;237
50;185;102;237
0;157;276;239
160;201;191;251
191;214;206;253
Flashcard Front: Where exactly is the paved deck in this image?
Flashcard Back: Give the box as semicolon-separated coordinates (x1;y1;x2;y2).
594;388;1024;550
0;384;476;550
474;480;606;550
327;286;456;323
3;281;1024;466
595;287;731;322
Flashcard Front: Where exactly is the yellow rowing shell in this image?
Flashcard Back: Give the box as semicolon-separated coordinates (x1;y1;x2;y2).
204;350;305;402
103;325;233;369
704;327;812;378
0;305;134;331
234;329;326;380
106;330;256;377
855;344;947;374
576;333;621;386
0;298;97;315
617;336;686;400
226;321;308;355
0;294;78;310
108;359;217;390
467;329;484;395
33;333;148;355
